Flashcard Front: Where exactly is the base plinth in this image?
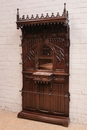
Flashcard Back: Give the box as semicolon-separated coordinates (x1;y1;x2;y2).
18;110;70;127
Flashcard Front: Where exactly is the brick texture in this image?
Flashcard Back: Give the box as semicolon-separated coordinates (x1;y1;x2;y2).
0;0;87;125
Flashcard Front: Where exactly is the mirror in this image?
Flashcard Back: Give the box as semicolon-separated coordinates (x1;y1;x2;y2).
36;44;53;70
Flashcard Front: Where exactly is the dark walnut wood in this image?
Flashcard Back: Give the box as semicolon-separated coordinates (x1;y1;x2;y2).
16;3;70;127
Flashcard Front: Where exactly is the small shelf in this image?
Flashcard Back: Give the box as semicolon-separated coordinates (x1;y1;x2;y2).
23;71;69;76
33;72;52;76
33;72;53;83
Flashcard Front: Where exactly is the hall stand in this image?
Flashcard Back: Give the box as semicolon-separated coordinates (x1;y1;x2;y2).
16;3;70;127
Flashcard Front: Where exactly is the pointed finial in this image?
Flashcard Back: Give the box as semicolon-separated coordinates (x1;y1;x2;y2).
46;13;49;18
17;8;19;21
62;3;67;17
64;3;66;12
31;14;34;19
17;8;19;15
56;12;60;17
64;3;66;15
51;13;54;17
22;15;25;19
26;15;29;19
36;14;39;19
41;14;44;18
17;8;19;29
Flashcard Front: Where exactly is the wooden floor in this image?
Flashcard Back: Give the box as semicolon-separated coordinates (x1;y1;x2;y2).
0;109;87;130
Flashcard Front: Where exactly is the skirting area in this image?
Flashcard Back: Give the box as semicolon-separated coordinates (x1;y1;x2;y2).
0;109;87;130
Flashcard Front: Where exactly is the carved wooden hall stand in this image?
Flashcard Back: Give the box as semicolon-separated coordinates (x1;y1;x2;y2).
16;3;70;127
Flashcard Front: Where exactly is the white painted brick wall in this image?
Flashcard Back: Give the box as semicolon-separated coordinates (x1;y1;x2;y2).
0;0;87;125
